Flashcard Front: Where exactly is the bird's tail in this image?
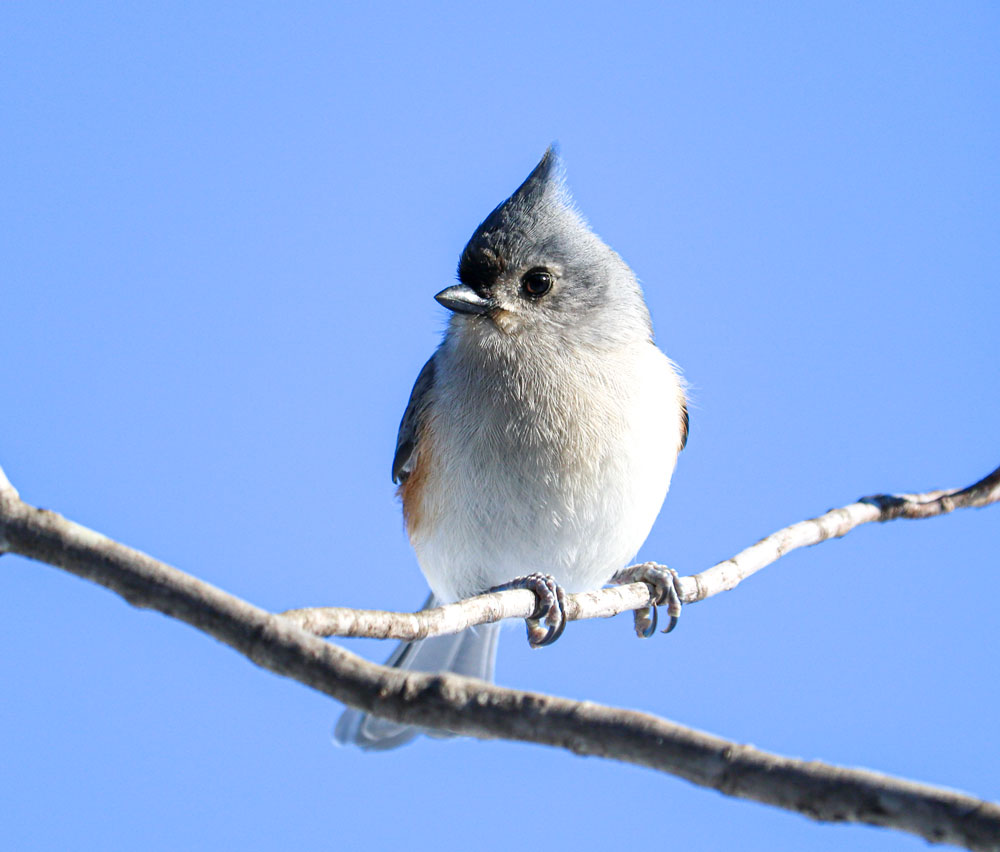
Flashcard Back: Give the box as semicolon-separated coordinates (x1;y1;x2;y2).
333;596;500;751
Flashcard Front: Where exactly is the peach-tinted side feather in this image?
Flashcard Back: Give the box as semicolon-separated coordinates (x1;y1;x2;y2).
398;420;434;540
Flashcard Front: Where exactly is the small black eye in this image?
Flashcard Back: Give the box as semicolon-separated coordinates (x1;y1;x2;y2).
521;268;553;298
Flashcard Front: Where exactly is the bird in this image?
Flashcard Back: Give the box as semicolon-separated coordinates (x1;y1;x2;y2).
335;147;688;749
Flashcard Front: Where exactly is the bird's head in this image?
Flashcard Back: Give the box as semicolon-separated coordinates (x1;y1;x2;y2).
436;147;652;347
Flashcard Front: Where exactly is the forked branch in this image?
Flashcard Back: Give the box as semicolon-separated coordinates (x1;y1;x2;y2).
283;463;1000;639
1;462;998;850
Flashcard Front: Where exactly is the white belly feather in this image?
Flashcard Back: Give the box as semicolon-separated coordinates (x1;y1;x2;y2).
409;337;684;603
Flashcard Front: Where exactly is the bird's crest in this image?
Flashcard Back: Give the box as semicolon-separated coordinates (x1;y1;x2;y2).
458;146;573;293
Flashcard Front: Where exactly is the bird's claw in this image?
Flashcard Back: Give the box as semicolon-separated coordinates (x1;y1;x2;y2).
612;563;683;638
489;573;568;648
634;603;659;638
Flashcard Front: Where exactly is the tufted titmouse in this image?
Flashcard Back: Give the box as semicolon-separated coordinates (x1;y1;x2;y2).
335;148;688;749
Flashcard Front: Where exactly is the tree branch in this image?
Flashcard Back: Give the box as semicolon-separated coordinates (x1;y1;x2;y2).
283;463;1000;640
1;462;999;849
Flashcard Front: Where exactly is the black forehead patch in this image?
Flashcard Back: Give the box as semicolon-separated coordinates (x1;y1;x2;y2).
457;242;505;294
456;148;562;295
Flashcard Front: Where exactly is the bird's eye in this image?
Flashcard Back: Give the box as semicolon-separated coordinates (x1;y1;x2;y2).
521;268;553;298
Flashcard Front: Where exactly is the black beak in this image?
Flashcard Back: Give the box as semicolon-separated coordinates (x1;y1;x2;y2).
434;284;495;316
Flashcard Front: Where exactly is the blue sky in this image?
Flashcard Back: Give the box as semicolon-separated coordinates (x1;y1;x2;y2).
2;4;998;850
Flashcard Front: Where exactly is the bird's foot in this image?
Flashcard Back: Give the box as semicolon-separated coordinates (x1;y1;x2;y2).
489;573;568;648
612;563;683;638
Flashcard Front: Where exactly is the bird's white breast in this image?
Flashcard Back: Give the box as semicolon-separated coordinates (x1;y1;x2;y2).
407;332;684;603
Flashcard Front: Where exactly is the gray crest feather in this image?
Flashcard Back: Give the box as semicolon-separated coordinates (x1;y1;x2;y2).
458;145;577;293
453;146;652;344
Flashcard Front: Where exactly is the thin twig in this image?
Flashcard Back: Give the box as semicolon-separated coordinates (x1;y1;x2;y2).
283;464;1000;639
1;462;999;850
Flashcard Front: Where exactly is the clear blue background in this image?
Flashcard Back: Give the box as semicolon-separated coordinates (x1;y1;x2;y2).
2;4;998;850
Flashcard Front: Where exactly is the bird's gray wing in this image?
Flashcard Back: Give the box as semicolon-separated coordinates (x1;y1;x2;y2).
392;354;437;484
